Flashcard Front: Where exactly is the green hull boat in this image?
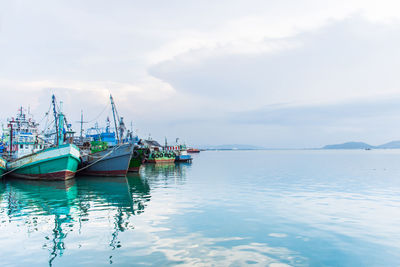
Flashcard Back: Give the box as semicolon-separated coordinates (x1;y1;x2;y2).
7;144;81;181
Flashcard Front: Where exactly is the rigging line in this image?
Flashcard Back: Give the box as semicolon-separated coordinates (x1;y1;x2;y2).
75;143;124;172
37;102;53;125
40;118;56;137
86;102;110;123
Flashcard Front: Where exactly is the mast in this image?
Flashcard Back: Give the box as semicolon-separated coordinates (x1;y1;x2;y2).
110;94;120;144
58;101;64;146
76;110;88;141
9;122;13;156
106;117;111;133
52;95;59;146
119;117;125;142
80;110;83;139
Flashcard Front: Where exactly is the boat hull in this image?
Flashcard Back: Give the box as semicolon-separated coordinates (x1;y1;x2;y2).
147;158;175;163
79;143;133;177
6;144;80;181
0;157;6;177
146;151;175;164
128;148;147;172
175;155;192;162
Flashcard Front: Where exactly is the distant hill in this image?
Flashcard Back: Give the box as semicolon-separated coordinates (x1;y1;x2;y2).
323;140;400;149
199;144;265;150
323;142;375;149
377;140;400;149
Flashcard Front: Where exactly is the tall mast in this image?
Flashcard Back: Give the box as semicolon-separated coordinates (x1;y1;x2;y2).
110;94;120;143
76;109;88;140
80;110;83;138
52;95;59;146
9;122;13;156
58;101;64;146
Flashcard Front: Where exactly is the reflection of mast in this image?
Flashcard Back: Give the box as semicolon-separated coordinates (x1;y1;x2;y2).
5;184;18;216
126;175;151;215
107;176;152;256
48;214;72;267
109;207;124;251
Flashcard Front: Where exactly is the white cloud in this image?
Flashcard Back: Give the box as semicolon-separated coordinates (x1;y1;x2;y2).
2;1;400;146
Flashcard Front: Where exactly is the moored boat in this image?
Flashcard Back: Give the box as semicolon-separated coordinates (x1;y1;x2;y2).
5;96;80;180
79;143;134;177
77;95;135;176
175;146;192;163
7;144;80;180
187;148;200;153
128;147;150;172
147;151;175;163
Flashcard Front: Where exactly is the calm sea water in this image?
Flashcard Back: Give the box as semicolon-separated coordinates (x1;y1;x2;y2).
1;150;400;267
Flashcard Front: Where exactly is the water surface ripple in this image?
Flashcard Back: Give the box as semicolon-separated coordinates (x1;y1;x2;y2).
0;150;399;266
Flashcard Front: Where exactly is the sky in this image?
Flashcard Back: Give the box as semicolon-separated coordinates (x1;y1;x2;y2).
1;0;400;148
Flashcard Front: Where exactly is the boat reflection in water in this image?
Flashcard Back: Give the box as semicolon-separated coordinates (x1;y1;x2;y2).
1;178;77;266
0;173;154;266
0;162;190;266
140;162;190;185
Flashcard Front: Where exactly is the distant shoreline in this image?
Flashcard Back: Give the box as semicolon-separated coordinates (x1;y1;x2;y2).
198;140;400;151
201;147;400;151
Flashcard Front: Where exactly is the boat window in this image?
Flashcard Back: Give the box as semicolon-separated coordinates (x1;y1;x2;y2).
20;144;23;149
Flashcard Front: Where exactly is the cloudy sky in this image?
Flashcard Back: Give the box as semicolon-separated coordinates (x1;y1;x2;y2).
1;0;400;148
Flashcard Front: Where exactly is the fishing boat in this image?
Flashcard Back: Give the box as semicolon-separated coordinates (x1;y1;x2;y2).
77;95;134;177
128;146;150;172
79;143;134;177
5;97;81;180
140;138;174;164
147;151;175;163
174;145;192;162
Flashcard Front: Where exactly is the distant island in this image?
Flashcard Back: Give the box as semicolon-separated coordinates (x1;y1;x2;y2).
322;140;400;149
195;141;400;151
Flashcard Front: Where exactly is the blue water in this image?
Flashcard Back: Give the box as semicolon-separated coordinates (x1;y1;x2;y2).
1;150;400;266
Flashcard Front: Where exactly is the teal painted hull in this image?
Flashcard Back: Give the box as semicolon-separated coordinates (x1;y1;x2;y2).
0;157;6;178
7;144;80;181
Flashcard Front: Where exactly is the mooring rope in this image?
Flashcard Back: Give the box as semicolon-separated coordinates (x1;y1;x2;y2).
0;159;29;177
76;143;124;173
0;143;126;177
